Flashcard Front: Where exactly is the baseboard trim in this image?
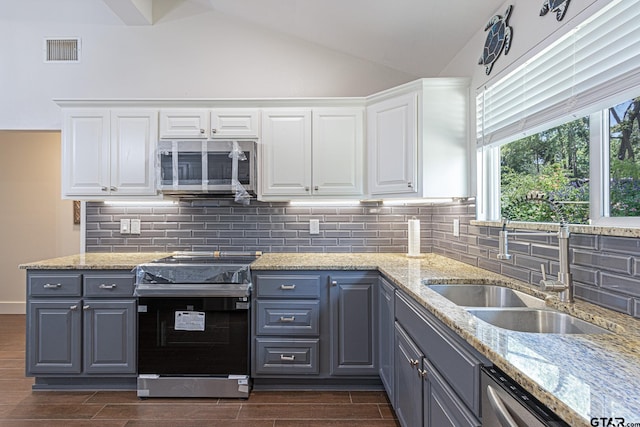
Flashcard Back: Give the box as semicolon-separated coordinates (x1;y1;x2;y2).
0;302;26;314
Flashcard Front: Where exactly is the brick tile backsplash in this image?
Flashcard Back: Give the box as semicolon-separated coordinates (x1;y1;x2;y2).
87;199;640;318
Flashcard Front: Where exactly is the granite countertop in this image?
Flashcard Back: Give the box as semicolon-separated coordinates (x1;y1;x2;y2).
20;251;640;425
18;252;171;270
253;253;640;427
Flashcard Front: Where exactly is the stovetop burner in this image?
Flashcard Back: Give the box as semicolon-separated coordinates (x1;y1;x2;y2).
133;251;262;298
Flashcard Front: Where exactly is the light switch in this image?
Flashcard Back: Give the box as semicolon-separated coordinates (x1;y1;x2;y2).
453;219;460;237
310;219;320;235
131;219;141;235
120;219;131;235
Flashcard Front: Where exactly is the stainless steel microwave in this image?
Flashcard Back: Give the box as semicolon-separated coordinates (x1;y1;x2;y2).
158;140;257;196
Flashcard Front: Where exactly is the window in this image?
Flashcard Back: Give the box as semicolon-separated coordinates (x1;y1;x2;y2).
476;0;640;227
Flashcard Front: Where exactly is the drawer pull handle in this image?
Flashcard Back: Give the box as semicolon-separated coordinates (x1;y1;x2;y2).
280;354;296;361
280;284;296;290
99;284;117;289
43;283;62;289
279;316;296;323
409;358;419;368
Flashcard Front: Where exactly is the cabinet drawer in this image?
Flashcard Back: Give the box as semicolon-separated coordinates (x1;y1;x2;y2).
28;274;82;297
255;338;319;375
255;274;321;298
256;300;320;336
396;292;481;415
83;274;135;297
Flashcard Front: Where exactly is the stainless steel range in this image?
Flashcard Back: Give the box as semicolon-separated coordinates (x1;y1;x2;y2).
134;251;261;398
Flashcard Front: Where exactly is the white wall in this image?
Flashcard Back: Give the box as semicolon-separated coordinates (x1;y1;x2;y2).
439;0;611;195
0;0;415;130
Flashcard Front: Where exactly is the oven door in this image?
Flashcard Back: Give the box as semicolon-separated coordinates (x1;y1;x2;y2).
138;297;249;376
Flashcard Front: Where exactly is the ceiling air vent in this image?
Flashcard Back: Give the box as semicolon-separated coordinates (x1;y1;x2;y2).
44;38;80;62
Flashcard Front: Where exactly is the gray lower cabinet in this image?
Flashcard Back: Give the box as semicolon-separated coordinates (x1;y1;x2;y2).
26;270;137;381
329;273;378;376
252;270;379;381
378;276;395;401
394;290;484;427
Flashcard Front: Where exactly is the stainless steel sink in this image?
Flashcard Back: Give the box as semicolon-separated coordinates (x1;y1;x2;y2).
427;284;546;309
466;308;612;334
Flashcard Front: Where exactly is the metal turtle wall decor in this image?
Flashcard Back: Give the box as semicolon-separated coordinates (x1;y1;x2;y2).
478;5;513;76
540;0;571;21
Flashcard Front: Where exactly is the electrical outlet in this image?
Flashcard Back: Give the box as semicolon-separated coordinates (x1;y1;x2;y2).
310;219;320;235
120;219;131;235
453;219;460;237
131;219;141;235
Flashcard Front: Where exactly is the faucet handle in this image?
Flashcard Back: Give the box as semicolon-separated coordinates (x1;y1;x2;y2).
540;264;547;281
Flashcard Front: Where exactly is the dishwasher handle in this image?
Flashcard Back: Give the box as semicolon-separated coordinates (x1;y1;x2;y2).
487;384;519;427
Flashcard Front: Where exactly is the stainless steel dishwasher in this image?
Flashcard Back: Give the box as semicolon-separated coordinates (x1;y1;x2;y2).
481;366;569;427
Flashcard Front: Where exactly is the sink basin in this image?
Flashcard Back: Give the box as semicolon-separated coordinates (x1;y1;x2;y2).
466;308;612;334
427;284;546;309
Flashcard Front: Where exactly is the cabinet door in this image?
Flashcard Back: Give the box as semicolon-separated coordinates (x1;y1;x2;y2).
159;109;208;138
367;93;418;195
424;358;480;427
394;323;423;427
110;109;158;196
379;277;395;402
312;108;363;196
83;299;136;374
26;300;82;375
62;109;110;197
260;109;312;197
211;109;259;138
329;273;378;376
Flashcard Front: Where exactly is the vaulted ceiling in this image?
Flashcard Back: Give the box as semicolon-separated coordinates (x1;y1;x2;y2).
103;0;507;77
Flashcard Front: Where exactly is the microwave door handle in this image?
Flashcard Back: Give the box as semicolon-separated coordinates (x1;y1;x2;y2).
487;385;519;427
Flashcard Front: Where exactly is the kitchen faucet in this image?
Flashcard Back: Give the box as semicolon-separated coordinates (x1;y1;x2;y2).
497;192;574;303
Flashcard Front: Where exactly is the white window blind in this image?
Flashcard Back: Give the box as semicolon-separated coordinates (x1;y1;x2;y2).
477;0;640;146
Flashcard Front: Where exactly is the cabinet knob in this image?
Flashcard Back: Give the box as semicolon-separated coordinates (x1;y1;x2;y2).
212;128;218;134
70;305;78;310
99;284;117;289
409;358;419;368
305;187;310;192
83;305;90;310
314;186;319;191
43;283;62;289
101;186;108;191
200;129;205;134
280;354;296;361
418;368;427;378
331;280;338;287
407;182;413;188
280;284;296;290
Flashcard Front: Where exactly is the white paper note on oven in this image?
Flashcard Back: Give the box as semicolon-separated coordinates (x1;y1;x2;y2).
174;311;205;331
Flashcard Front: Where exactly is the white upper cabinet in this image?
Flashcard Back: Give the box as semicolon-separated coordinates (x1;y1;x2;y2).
159;108;260;139
367;79;469;199
367;93;417;195
210;109;260;138
260;107;364;199
62;108;158;199
260;109;312;197
159;109;208;139
312;108;363;196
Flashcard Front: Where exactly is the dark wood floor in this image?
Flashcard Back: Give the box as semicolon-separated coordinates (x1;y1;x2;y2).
0;315;399;426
